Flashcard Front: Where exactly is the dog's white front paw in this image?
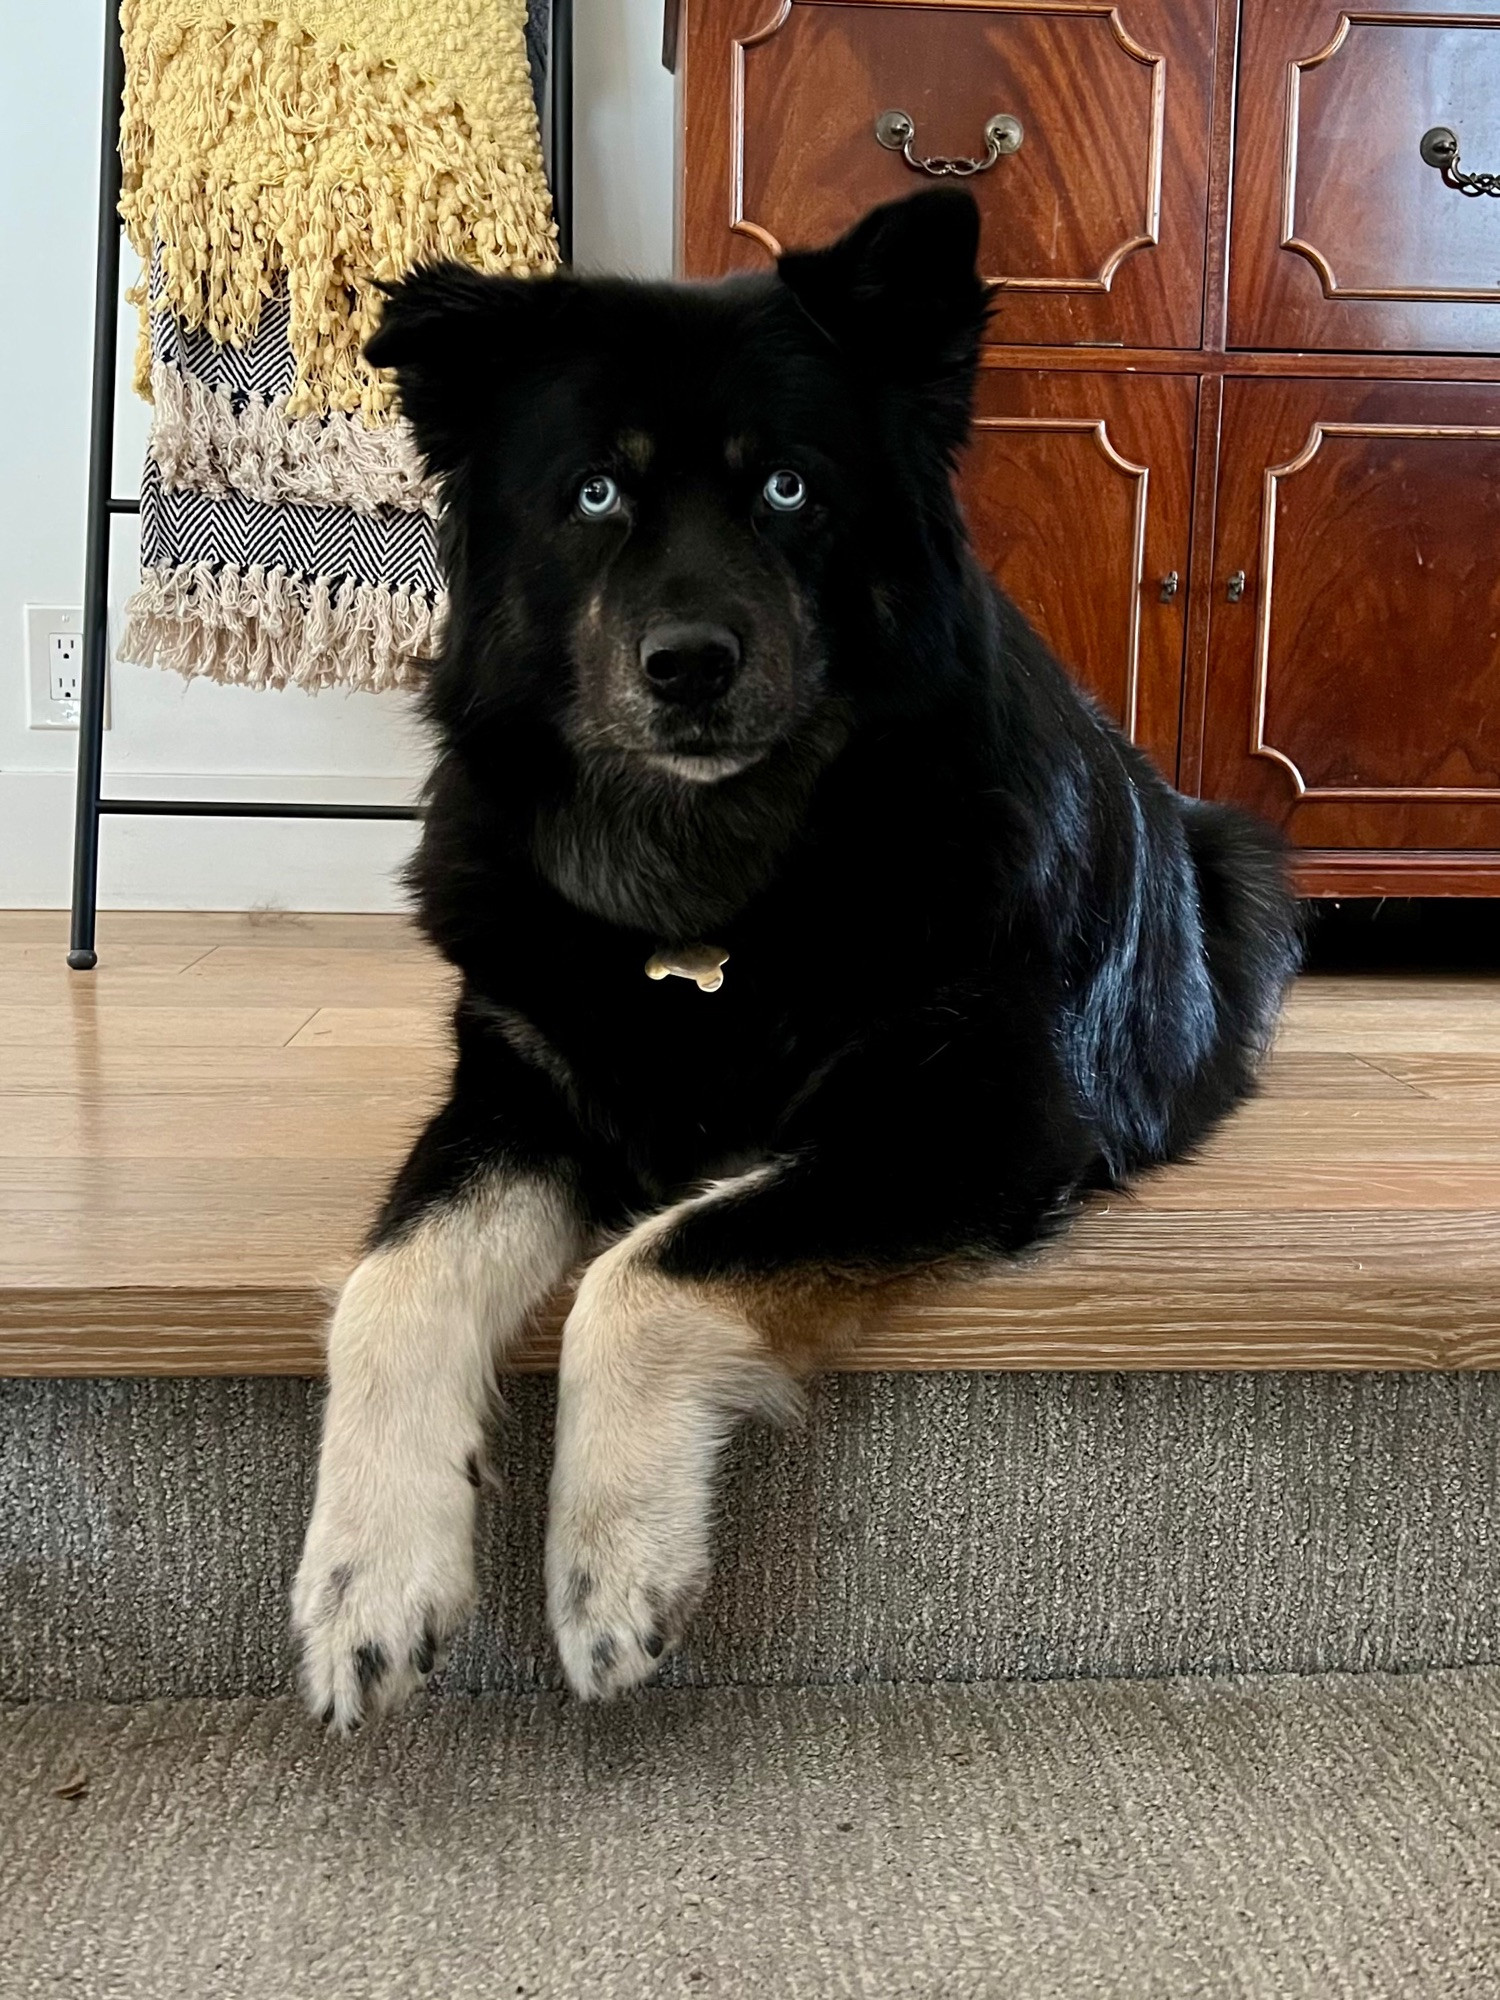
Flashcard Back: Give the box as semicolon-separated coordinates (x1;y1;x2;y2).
292;1451;479;1732
545;1215;801;1701
545;1451;714;1700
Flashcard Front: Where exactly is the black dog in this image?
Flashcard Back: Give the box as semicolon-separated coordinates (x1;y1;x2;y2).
292;190;1298;1729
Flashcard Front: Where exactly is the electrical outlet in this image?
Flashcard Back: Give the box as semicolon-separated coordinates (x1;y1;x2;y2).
25;606;109;731
50;632;82;705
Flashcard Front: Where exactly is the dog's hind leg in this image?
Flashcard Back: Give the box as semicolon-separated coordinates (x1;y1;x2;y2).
293;1018;591;1732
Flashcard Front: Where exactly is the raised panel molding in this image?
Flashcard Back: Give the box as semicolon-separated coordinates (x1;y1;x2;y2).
732;2;1166;292
971;415;1149;735
730;0;795;260
1253;421;1500;801
1282;12;1500;305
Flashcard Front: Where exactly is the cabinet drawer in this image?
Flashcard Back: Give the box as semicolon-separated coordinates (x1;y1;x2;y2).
1196;378;1500;852
1230;2;1500;352
673;0;1216;350
961;370;1197;772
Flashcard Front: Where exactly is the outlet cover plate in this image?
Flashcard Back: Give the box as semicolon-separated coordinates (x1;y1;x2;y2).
25;606;109;731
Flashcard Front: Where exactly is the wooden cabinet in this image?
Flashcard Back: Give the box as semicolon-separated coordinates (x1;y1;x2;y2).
669;0;1500;893
962;371;1197;771
1229;1;1500;354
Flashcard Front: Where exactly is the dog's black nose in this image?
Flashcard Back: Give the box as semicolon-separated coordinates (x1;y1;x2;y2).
639;621;742;706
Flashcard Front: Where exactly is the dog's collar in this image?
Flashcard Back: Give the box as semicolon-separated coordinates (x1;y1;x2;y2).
645;944;729;993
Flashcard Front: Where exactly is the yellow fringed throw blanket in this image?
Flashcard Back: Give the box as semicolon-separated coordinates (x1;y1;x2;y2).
119;0;557;691
122;0;556;419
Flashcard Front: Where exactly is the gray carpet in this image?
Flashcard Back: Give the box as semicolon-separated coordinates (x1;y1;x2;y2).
4;1669;1498;1999
4;1373;1499;1702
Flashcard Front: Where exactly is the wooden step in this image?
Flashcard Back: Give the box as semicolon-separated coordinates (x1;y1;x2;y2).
2;911;1497;1374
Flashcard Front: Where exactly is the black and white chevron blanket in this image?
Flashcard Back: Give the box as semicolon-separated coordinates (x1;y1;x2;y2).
122;267;444;692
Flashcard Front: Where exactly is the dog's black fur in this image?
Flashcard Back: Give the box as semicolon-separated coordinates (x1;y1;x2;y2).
365;188;1298;1283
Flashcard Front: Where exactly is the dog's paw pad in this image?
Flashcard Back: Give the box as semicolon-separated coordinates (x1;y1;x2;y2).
548;1554;701;1700
299;1608;452;1735
293;1533;473;1734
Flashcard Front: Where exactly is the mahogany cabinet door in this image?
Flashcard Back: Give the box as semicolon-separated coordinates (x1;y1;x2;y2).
674;0;1216;350
1229;1;1500;353
960;370;1198;772
1196;378;1500;856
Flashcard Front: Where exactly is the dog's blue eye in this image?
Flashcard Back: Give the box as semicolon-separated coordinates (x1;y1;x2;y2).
577;475;622;519
763;469;806;512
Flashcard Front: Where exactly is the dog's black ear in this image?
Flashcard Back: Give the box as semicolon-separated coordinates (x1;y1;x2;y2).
366;262;567;473
776;190;988;450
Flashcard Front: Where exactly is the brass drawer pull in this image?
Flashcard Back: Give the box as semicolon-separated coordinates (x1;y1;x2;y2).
1419;127;1500;198
874;109;1023;178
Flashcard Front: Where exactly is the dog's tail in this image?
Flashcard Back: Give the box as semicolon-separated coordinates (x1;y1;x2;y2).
1183;797;1303;1071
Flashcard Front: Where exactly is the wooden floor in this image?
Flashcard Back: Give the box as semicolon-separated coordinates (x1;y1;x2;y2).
1;909;1497;1374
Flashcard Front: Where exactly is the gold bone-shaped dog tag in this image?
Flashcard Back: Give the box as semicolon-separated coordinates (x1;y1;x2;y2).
645;944;729;993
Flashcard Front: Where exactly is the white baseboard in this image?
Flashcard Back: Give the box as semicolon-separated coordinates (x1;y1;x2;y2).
0;770;422;911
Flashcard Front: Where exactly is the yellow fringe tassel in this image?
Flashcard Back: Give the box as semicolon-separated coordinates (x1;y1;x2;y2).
121;3;558;423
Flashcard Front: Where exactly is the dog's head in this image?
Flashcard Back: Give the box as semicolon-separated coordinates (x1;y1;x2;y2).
368;189;988;784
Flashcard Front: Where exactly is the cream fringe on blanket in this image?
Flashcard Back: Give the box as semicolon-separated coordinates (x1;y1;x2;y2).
146;360;440;516
121;0;555;692
123;563;441;693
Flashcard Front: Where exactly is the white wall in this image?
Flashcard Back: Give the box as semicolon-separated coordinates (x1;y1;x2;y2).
0;0;673;909
574;0;675;279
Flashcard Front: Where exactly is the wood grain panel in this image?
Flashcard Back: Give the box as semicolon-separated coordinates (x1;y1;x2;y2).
1195;376;1500;855
962;370;1196;770
1230;0;1500;352
675;0;1216;348
286;1008;448;1050
0;1004;319;1049
974;350;1500;382
0;1158;380;1290
7;1202;1500;1373
5;1273;1499;1374
1270;975;1500;1052
1256;426;1500;796
1254;1052;1426;1099
3;914;1499;1374
0;1044;447;1095
1293;851;1500;897
1377;1054;1500;1097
